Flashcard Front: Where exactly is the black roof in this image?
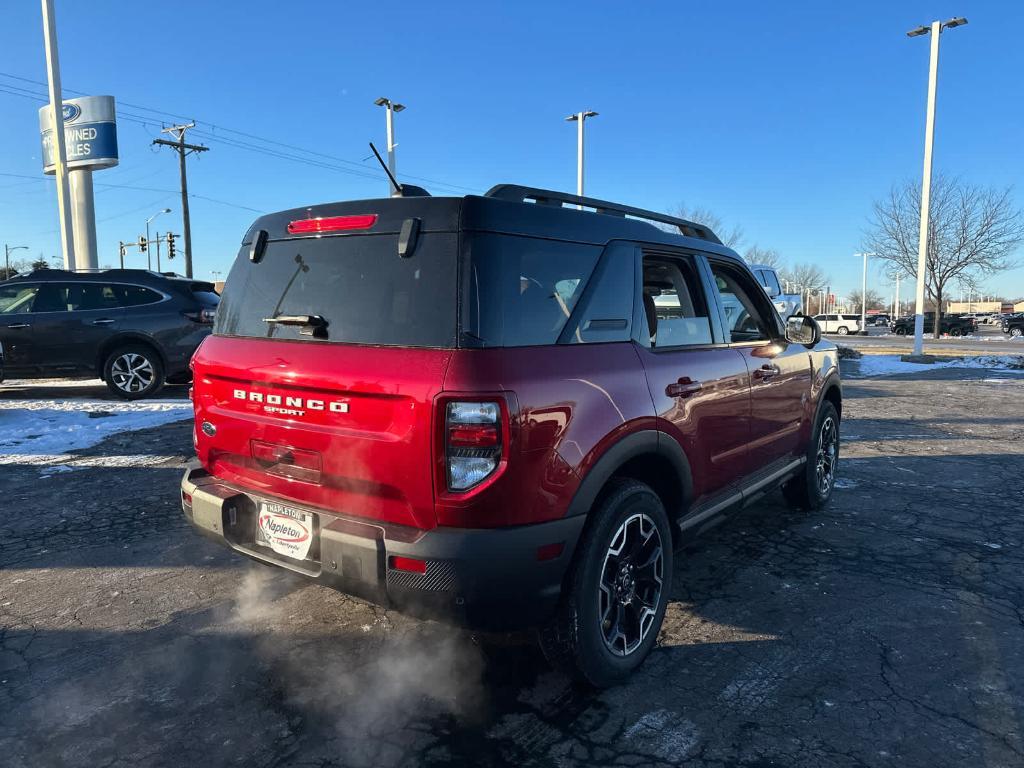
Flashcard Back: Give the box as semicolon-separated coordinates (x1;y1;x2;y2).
4;269;199;286
242;184;743;264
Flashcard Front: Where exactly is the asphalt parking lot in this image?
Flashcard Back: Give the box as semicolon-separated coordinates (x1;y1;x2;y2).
1;365;1023;768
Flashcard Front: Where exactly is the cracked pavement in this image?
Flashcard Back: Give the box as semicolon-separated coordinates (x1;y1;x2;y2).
1;368;1022;767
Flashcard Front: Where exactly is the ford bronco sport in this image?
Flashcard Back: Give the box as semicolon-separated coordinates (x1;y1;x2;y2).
181;184;841;686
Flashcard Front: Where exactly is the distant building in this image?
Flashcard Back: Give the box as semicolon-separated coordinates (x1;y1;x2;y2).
945;300;1002;314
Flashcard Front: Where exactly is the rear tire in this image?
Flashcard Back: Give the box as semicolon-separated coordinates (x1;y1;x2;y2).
783;401;840;512
1011;327;1022;338
894;327;907;336
103;344;165;400
836;326;849;335
539;480;672;688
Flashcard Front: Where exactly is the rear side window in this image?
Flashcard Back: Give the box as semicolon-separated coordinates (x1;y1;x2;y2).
216;233;458;347
67;283;120;311
461;234;600;347
642;254;713;347
116;285;164;307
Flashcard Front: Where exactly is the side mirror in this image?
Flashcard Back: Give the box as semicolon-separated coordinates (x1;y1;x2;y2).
786;314;820;346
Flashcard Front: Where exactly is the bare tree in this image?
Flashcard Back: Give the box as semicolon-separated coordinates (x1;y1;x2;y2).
864;175;1024;337
847;288;885;312
744;245;783;268
670;203;744;249
779;262;830;313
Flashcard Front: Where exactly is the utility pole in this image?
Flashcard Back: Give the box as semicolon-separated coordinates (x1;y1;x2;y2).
907;16;968;355
40;0;76;270
153;124;207;278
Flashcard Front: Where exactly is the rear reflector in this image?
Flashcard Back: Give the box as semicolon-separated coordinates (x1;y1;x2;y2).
448;424;499;448
181;491;193;506
287;214;377;234
389;556;427;574
536;542;564;561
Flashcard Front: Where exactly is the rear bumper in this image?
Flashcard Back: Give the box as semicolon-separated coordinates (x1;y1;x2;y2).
180;462;585;631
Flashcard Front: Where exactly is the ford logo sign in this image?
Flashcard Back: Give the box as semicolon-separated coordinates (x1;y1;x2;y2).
201;421;217;437
61;103;82;123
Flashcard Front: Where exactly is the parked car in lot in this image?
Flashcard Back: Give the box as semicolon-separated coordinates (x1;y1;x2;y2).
890;312;975;337
869;314;890;327
181;184;842;686
1002;313;1024;337
0;269;218;398
748;263;801;318
812;313;863;335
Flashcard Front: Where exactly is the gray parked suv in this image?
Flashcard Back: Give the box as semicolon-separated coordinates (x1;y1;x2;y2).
0;269;218;398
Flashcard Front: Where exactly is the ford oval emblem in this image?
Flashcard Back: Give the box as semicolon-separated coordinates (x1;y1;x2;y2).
62;103;82;123
201;421;217;437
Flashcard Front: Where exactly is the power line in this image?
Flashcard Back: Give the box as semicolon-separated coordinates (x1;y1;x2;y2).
0;71;480;194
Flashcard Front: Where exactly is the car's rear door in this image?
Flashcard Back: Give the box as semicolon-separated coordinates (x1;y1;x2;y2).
706;258;812;474
634;248;751;505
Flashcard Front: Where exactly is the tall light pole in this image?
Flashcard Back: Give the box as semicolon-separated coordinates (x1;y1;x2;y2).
146;208;171;271
894;273;901;318
4;244;29;279
565;110;598;208
374;97;405;196
907;16;968;355
854;252;876;331
40;0;76;271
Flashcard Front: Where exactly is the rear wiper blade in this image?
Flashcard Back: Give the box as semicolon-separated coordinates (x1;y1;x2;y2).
262;314;329;338
262;314;328;328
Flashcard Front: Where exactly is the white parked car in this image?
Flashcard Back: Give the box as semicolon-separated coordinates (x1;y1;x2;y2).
748;264;801;318
813;314;863;335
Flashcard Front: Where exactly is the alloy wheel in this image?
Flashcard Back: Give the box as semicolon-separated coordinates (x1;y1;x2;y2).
111;353;155;394
815;415;839;496
598;512;664;657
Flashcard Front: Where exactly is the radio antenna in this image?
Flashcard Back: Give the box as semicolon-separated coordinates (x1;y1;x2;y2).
369;142;402;196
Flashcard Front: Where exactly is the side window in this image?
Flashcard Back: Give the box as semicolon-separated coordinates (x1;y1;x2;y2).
566;244;634;344
762;270;782;297
30;283;71;313
66;283;120;311
709;263;773;343
0;284;39;314
642;254;714;348
116;285;164;307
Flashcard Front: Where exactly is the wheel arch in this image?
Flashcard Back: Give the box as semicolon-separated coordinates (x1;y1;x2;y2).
566;429;693;533
96;333;166;374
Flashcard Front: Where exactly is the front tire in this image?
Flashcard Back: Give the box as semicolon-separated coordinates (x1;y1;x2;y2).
1011;327;1023;338
783;401;840;511
539;480;672;687
894;327;907;336
103;345;165;400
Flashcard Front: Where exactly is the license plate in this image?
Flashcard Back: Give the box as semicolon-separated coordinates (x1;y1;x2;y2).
255;502;315;561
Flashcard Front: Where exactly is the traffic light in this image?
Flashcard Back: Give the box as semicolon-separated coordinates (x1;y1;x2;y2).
167;232;176;260
138;236;148;253
118;242;126;258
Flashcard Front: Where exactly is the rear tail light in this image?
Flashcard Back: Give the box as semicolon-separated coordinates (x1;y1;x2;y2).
184;308;217;324
287;214;378;234
445;401;501;491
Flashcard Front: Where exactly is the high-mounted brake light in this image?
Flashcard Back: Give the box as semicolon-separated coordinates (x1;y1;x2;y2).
287;214;377;234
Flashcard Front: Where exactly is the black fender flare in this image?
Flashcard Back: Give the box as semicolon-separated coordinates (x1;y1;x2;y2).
565;429;693;518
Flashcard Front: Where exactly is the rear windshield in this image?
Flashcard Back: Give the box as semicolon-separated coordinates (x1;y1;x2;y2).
215;233;458;347
190;282;220;307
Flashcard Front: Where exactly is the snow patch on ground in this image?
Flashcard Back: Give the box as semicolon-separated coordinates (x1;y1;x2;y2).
622;709;700;761
0;398;191;455
845;354;1024;378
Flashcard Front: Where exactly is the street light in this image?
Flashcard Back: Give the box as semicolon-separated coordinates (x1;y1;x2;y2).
146;208;172;271
4;244;29;279
907;16;968;356
854;252;876;332
565;110;598;208
374;97;405;196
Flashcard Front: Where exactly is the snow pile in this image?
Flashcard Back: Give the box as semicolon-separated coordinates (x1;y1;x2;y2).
845;354;1024;378
0;397;192;455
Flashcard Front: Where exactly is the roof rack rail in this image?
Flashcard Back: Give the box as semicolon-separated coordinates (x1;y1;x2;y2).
484;184;722;244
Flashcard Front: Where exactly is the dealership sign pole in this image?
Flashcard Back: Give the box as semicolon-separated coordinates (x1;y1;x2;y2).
39;95;119;272
40;0;76;270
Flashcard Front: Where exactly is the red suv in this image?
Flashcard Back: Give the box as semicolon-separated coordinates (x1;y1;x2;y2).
181;185;841;686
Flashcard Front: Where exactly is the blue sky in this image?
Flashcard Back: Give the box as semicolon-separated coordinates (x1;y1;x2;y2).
1;0;1022;300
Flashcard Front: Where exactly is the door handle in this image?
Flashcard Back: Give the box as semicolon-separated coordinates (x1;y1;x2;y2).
91;318;115;325
666;378;703;398
6;323;30;329
752;364;781;381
